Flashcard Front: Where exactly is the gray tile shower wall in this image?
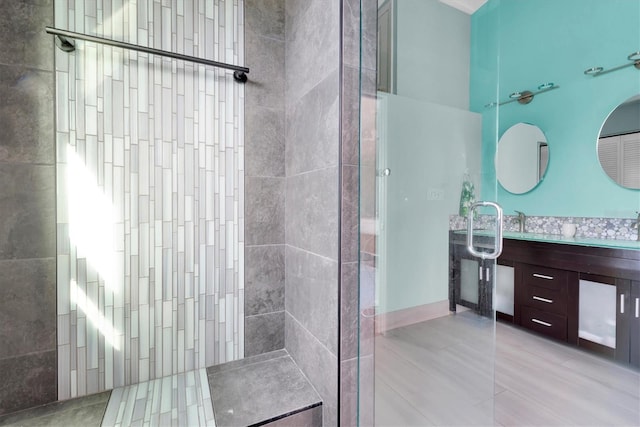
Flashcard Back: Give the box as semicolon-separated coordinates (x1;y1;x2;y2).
284;0;341;425
285;245;338;355
0;0;57;416
244;0;286;357
284;0;340;104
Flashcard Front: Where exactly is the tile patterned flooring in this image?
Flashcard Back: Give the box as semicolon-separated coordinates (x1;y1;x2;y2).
376;311;640;426
2;313;638;426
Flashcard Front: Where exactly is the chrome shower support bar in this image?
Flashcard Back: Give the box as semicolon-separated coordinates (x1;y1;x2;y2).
45;26;249;83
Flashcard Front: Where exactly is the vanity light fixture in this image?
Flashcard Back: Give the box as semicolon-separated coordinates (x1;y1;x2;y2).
484;83;558;108
583;51;640;77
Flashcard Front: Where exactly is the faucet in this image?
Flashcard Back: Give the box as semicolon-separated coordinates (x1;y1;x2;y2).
515;210;526;233
634;211;640;241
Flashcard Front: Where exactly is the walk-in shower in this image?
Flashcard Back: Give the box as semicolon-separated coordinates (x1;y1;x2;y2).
0;0;364;424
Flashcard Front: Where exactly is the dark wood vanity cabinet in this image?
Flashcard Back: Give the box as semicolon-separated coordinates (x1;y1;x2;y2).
449;231;640;367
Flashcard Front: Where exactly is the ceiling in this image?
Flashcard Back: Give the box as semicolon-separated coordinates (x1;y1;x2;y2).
438;0;488;15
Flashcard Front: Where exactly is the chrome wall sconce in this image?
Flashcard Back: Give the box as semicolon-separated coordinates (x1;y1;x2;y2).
584;51;640;77
484;82;558;108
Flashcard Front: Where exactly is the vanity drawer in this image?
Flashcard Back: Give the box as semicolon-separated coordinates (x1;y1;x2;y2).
524;285;567;315
521;264;568;291
521;306;567;341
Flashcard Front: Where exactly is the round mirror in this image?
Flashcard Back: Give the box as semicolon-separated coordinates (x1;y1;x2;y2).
597;95;640;190
495;123;549;194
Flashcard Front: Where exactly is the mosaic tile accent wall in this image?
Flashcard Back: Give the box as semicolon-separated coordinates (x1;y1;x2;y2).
450;214;638;240
55;0;244;399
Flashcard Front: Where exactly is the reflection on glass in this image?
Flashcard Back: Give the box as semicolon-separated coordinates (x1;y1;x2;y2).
597;95;640;190
495;123;549;194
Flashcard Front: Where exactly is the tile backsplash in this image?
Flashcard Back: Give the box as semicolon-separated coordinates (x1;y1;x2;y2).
450;214;638;241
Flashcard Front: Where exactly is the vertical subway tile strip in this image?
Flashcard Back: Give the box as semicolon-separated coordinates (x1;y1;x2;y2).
56;0;244;399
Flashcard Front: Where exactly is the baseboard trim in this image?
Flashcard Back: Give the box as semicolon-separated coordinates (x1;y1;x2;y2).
375;300;452;334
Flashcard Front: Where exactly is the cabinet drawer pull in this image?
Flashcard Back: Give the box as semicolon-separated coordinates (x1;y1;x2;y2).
620;294;625;314
635;298;639;319
532;273;554;280
531;318;552;327
533;295;553;304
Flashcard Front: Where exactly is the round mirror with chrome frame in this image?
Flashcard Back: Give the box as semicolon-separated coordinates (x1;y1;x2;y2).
597;95;640;190
495;122;549;194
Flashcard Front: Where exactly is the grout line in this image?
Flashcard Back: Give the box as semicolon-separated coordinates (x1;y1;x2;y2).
283;243;340;264
286;311;337;360
245;31;285;44
245;174;286;179
285;164;340;179
244;243;286;248
244;310;285;319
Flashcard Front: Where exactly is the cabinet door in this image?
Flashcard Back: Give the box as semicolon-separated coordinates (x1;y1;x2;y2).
451;243;493;315
460;257;480;305
495;262;514;318
630;281;640;367
616;280;631;364
449;239;496;318
578;276;618;357
450;242;480;312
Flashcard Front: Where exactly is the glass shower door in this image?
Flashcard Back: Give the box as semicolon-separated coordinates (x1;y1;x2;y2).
360;1;640;426
357;0;503;425
371;90;500;426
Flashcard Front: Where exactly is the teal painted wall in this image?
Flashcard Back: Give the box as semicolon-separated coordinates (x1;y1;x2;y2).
471;0;640;218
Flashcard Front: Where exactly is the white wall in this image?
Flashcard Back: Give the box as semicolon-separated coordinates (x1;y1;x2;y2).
395;0;471;109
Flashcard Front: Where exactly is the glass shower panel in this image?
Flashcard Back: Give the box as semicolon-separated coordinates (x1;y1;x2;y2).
360;1;502;425
360;0;640;425
372;86;498;427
